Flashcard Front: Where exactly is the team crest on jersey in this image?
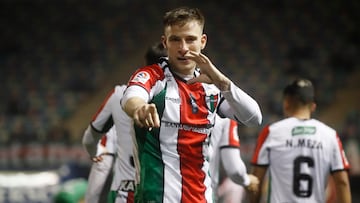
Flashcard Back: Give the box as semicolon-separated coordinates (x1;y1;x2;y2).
131;71;150;84
205;94;219;112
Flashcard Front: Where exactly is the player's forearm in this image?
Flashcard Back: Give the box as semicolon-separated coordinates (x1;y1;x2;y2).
82;125;102;158
249;166;267;203
122;97;147;119
333;171;352;203
221;82;262;126
220;148;250;186
335;182;351;203
248;192;261;203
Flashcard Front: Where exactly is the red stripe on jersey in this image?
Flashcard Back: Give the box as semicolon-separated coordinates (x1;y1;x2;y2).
126;191;134;203
128;64;165;93
91;88;115;121
228;120;240;147
100;135;107;147
251;125;270;164
178;129;207;203
336;133;350;170
176;80;209;202
177;80;210;126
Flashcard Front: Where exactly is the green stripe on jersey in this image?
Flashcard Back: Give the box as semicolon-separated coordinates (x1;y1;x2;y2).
135;87;167;203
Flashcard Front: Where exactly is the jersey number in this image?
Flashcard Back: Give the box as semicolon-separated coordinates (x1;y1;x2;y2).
293;156;314;197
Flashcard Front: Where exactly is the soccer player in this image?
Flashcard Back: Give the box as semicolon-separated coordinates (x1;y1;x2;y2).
121;6;262;203
209;115;259;202
250;78;351;203
82;42;167;203
82;84;133;203
83;127;117;203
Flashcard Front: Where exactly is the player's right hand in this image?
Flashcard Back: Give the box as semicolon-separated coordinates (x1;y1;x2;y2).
245;174;260;194
133;103;160;129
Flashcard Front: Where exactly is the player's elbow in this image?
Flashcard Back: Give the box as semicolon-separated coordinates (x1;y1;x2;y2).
224;166;247;185
242;112;262;127
82;126;93;146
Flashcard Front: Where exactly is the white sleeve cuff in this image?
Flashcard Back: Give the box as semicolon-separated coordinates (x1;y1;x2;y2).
242;174;251;186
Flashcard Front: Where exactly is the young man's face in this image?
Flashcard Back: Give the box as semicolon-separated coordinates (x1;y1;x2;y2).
162;20;207;75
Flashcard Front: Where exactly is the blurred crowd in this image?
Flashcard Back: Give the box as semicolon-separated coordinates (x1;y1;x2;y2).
0;0;359;174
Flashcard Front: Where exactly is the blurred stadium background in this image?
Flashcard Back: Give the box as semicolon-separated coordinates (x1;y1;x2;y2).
0;0;359;202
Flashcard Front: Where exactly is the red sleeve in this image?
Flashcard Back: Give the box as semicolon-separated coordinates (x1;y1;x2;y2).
251;125;270;164
128;64;165;93
228;119;240;147
91;88;115;122
336;133;350;170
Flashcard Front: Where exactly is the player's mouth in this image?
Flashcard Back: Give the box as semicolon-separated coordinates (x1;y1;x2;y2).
177;56;187;61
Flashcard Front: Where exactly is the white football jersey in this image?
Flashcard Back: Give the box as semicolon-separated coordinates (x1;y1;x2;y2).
91;85;135;203
121;59;261;203
251;117;350;203
209;116;240;191
95;127;117;156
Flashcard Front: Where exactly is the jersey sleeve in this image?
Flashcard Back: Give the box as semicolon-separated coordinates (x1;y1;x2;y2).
127;65;164;93
218;119;240;148
122;65;165;105
91;87;120;133
330;133;350;172
103;126;117;154
217;82;262;127
220;148;250;186
251;125;270;166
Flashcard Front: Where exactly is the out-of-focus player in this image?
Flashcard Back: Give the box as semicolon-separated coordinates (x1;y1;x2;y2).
82;84;132;203
82;42;167;203
250;78;351;203
209;115;258;203
83;127;117;203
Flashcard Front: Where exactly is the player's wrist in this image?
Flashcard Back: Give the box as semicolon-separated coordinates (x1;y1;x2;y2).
243;174;251;187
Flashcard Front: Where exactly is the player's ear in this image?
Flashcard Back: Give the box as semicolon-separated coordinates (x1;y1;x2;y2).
282;98;291;117
283;98;289;110
161;36;167;49
310;102;316;113
200;34;207;50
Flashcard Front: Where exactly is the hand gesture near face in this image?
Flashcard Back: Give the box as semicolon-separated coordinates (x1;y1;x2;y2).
184;51;231;91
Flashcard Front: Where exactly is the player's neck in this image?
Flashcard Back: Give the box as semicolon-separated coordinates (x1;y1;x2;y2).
291;110;311;120
173;71;194;81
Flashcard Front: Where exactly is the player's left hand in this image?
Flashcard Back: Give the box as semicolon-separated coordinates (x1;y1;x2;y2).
184;51;231;91
91;155;103;163
91;145;108;162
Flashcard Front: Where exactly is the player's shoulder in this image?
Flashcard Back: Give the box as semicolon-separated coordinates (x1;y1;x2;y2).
310;118;337;134
140;63;166;77
130;64;166;85
114;84;127;95
269;117;294;128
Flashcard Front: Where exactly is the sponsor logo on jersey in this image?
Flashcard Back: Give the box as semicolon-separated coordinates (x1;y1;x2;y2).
292;126;316;136
165;96;181;103
163;121;212;134
131;71;150;84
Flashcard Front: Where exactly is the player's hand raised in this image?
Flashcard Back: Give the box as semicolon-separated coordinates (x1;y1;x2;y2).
185;51;231;91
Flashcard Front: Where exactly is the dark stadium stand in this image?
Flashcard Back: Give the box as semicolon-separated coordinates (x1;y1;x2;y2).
0;0;359;202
